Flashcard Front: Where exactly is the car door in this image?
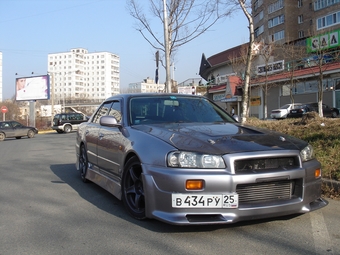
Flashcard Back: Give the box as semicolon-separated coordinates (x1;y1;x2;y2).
84;102;113;167
11;121;28;137
96;100;125;179
1;122;16;137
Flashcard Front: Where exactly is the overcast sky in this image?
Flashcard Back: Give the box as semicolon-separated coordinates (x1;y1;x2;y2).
0;0;249;100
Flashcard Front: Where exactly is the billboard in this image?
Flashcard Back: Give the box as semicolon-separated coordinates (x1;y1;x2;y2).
16;75;50;101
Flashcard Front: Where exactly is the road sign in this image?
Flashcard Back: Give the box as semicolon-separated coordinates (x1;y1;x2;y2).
1;106;8;113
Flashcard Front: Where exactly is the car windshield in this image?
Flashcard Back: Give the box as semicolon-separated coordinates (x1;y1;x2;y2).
280;104;290;109
129;96;236;125
294;105;306;109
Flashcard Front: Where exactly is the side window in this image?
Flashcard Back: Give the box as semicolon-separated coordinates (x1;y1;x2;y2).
76;113;83;120
92;101;113;124
108;101;122;123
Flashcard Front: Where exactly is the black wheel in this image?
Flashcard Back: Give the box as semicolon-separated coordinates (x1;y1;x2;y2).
331;111;338;118
79;145;88;183
27;130;35;138
56;130;64;134
64;125;72;133
0;132;5;141
16;137;22;139
122;156;146;220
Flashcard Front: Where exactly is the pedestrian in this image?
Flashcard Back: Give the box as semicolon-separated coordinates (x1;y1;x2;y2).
231;107;235;116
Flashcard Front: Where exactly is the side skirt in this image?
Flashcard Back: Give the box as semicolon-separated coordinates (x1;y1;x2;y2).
86;167;122;200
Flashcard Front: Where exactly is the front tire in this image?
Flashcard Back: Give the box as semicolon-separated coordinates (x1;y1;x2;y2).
64;125;72;133
122;156;146;220
79;145;88;183
27;130;35;138
0;132;5;141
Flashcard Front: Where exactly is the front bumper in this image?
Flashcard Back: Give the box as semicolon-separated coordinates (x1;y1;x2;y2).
141;154;327;225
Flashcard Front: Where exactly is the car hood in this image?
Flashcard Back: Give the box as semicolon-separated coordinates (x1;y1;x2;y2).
133;123;307;154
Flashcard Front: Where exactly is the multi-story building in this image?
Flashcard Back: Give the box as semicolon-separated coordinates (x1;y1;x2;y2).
253;0;340;45
0;52;2;102
199;1;340;118
48;48;120;104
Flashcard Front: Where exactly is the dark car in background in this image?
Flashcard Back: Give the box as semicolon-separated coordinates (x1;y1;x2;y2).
52;112;88;133
288;103;339;118
75;93;327;225
0;120;38;141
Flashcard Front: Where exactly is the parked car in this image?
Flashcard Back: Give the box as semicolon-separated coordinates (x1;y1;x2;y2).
270;103;302;119
288;103;339;118
0;120;38;141
52;112;88;133
75;93;327;225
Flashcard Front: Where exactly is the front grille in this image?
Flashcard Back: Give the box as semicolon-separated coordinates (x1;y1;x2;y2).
236;179;302;205
234;156;299;174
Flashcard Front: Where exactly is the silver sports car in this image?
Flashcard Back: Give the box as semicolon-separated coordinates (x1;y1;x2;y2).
75;93;327;225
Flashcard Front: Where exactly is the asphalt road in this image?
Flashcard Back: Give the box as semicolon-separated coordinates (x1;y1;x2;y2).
0;132;339;255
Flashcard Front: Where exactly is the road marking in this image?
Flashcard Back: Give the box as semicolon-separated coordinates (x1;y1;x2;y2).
310;210;334;255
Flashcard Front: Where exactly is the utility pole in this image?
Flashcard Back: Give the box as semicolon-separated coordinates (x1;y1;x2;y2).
163;0;172;93
51;72;55;125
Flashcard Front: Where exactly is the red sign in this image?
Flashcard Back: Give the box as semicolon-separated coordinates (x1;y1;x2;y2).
1;106;8;113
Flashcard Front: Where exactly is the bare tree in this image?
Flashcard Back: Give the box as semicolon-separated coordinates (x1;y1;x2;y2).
237;0;254;123
306;39;335;117
279;43;308;105
127;0;235;92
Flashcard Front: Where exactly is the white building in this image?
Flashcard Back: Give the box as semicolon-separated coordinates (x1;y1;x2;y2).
48;48;120;103
128;78;164;93
0;52;2;102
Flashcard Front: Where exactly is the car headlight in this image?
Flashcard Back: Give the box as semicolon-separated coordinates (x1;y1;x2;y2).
300;144;315;162
167;151;226;168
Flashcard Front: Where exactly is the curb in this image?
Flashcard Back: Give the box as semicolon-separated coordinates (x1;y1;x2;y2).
322;178;340;192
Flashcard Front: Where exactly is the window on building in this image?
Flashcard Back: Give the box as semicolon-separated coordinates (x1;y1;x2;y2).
268;15;285;28
298;30;305;38
298;15;303;24
268;0;283;14
270;30;285;42
298;0;302;7
254;0;263;11
254;10;264;24
317;11;340;30
255;25;264;37
314;0;340;11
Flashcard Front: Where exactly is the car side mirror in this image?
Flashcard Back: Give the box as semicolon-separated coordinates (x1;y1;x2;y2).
100;116;121;127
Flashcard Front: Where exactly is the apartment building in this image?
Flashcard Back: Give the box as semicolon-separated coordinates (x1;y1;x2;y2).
48;48;120;103
253;0;340;44
200;1;340;118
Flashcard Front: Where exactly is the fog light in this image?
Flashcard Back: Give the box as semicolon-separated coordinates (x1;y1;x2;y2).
186;180;204;190
315;169;321;178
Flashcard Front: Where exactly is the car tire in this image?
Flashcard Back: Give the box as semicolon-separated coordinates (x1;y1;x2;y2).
56;130;64;134
64;125;72;133
27;130;35;138
331;111;338;118
0;132;5;141
79;145;88;183
122;156;146;220
16;137;22;139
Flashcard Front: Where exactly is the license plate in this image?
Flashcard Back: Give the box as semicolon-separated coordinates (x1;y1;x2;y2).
292;110;297;113
172;194;238;208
